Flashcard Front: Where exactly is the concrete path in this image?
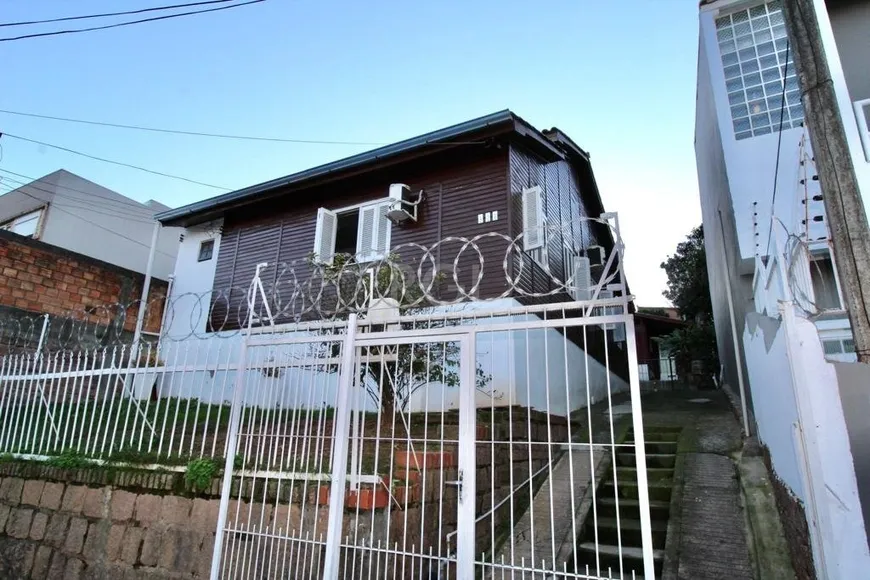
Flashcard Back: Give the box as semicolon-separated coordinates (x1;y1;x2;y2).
639;390;757;580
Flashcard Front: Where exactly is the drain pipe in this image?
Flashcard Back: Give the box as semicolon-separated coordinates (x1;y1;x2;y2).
718;210;750;436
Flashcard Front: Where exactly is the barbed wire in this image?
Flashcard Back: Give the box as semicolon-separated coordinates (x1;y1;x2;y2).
0;218;627;352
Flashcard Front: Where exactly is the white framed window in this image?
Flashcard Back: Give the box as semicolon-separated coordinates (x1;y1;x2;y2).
0;208;44;238
809;248;843;310
715;1;804;140
198;239;215;262
522;185;547;265
854;99;870;162
313;200;392;264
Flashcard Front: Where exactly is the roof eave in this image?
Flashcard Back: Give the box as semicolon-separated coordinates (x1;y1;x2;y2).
156;110;518;227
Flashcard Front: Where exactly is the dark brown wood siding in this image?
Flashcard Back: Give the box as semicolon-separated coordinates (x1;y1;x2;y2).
508;143;606;298
508;143;628;381
210;147;510;328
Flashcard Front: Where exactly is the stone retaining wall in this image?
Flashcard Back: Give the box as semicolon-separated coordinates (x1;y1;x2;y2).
0;464;220;579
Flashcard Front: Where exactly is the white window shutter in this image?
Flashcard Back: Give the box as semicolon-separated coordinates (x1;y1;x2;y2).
356;204;377;261
374;202;392;259
573;256;592;300
522;186;544;251
313;208;337;264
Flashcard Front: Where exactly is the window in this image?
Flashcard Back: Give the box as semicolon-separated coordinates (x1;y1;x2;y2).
198;239;215;262
0;208;44;238
522;186;547;265
313;200;392;264
716;1;804;140
809;249;842;310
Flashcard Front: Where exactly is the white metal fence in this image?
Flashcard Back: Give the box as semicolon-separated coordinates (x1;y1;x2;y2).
0;215;658;579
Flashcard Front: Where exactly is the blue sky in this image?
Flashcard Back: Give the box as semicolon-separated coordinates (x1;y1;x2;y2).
0;0;701;306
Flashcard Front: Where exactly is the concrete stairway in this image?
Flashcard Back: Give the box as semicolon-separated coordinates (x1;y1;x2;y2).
572;426;680;579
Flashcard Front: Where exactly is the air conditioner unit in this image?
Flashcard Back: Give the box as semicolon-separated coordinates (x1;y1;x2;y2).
386;183;424;225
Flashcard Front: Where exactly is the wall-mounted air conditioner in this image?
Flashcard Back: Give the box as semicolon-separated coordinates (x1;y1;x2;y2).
385;183;424;225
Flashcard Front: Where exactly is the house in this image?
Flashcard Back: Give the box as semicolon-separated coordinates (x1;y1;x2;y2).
0;169;181;279
633;311;685;384
695;0;870;576
155;110;629;415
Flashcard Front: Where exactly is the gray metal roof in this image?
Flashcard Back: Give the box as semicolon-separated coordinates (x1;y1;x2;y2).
156;109;519;226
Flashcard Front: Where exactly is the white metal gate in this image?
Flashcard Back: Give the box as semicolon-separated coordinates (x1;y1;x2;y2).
210;322;481;579
209;307;656;580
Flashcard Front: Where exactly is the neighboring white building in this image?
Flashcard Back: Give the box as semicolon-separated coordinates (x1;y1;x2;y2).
0;169;181;279
696;0;870;577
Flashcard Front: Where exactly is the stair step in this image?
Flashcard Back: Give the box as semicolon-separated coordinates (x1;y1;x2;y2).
597;518;667;532
616;453;675;469
601;481;672;503
598;497;670;520
593;517;668;549
629;441;677;454
575;542;663;577
616;467;674;482
577;542;663;562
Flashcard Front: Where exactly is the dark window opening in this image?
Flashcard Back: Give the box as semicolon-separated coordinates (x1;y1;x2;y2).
334;210;359;256
810;252;841;310
198;239;215;262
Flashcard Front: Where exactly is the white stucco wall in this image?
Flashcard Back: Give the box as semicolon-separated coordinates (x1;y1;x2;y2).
159;248;630;417
779;304;870;578
0;170;181;279
699;5;821;262
818;0;870;217
163;222;222;339
743;317;806;498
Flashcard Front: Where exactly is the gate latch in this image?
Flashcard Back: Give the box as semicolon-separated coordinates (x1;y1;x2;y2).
445;470;463;498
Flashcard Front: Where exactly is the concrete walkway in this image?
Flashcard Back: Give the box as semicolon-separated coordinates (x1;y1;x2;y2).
639;389;783;580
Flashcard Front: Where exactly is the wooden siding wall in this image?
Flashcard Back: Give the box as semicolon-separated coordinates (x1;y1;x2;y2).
508;144;605;298
508;144;629;381
210;148;511;329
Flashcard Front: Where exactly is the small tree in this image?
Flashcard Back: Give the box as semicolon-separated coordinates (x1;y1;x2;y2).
305;253;492;419
660;225;712;323
660;226;718;382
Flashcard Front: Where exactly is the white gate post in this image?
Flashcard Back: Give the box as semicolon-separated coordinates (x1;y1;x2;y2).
456;333;477;578
625;314;657;580
210;334;251;580
322;313;359;580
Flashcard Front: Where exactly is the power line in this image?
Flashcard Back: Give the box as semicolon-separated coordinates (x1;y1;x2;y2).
764;39;791;258
0;168;166;212
0;109;487;146
11;188;176;259
0;0;238;27
0;0;265;43
0;133;229;190
0;173;158;224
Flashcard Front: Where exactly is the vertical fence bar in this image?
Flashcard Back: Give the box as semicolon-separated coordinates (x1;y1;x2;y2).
322;313;359;580
624;313;656;580
210;333;252;580
456;333;477;577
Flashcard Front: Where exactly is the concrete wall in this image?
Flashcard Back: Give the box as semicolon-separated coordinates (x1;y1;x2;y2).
163;221;222;340
695;26;755;402
833;361;870;555
827;0;870;103
743;315;805;498
0;465;220;579
0;230;168;352
743;303;870;577
814;0;870;216
155;293;629;417
0;170;180;280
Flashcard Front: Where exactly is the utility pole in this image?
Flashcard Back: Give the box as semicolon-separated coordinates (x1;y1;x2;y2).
784;0;870;363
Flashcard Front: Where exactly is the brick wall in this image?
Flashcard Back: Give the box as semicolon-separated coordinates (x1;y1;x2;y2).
0;230;168;351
